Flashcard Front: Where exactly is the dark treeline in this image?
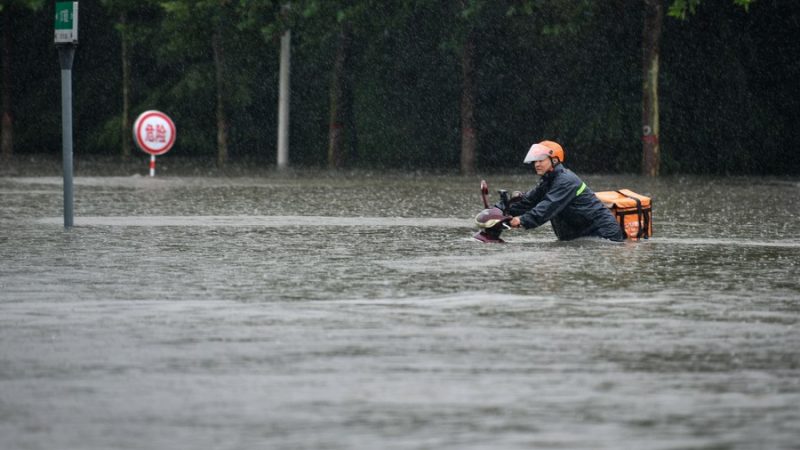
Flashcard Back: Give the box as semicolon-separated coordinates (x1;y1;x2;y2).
1;0;798;175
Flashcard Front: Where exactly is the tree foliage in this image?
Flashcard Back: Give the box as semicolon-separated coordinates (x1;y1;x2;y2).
0;0;45;13
2;0;798;174
669;0;755;19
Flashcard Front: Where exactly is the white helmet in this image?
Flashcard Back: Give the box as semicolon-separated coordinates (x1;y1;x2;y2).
523;140;565;164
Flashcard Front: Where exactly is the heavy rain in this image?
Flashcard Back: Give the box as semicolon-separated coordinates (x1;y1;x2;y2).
2;1;799;449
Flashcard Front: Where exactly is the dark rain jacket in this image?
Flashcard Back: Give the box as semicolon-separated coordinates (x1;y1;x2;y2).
506;165;624;241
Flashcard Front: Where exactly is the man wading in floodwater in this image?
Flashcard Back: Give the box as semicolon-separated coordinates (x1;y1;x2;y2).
506;140;624;242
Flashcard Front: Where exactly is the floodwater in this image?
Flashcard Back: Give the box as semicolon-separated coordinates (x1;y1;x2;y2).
1;171;798;450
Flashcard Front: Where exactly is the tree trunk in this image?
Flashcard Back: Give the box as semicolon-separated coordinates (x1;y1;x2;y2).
2;9;13;162
642;0;663;176
460;31;477;175
212;25;228;167
328;25;353;169
120;12;132;159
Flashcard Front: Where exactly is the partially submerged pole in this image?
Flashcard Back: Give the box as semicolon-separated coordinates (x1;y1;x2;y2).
59;46;75;228
55;2;79;228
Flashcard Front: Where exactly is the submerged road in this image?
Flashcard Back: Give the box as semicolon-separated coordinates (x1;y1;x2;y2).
1;174;798;449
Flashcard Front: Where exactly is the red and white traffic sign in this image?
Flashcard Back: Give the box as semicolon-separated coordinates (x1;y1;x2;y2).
133;110;176;156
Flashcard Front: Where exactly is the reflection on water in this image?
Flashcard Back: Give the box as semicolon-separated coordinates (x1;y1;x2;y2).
1;173;798;449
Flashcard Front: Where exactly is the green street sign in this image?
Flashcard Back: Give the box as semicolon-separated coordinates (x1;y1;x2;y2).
54;2;78;44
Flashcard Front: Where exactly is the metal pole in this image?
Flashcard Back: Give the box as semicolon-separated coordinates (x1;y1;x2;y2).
59;45;75;229
277;29;291;170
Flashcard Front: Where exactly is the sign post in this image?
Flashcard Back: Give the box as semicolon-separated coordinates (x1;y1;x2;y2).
132;110;176;175
55;1;78;229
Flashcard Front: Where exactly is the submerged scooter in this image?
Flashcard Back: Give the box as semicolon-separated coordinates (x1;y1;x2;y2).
473;180;516;243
